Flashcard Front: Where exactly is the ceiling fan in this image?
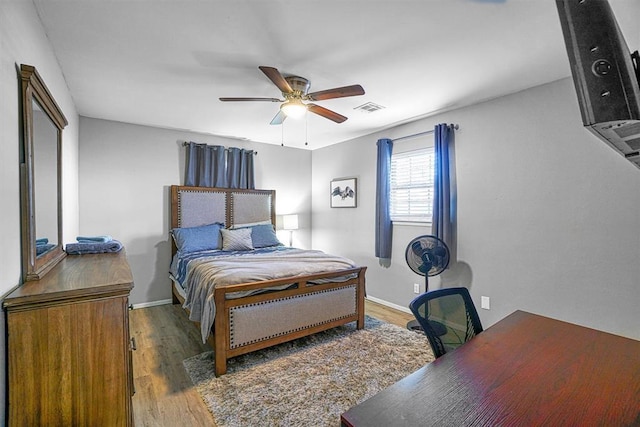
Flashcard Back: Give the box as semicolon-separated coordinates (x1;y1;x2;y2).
220;66;365;125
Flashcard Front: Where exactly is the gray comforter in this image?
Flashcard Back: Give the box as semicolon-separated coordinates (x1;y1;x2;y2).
182;248;356;342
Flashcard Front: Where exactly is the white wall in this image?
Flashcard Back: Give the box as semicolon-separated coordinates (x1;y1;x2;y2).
78;117;312;305
0;0;80;423
312;78;640;340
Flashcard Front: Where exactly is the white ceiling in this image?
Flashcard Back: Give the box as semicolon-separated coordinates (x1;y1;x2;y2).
33;0;640;149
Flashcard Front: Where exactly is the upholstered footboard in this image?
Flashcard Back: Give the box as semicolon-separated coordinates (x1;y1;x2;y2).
212;267;366;376
229;285;358;349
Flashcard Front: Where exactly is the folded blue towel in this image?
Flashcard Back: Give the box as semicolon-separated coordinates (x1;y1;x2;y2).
76;235;113;243
36;243;55;256
66;240;123;255
36;237;49;246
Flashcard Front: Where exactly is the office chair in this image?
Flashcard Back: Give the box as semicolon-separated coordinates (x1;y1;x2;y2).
409;287;483;358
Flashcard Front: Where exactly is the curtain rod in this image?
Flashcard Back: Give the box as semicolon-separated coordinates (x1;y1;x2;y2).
182;141;257;155
392;124;459;143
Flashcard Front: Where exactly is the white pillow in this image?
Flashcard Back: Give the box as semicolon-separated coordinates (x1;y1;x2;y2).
220;228;254;251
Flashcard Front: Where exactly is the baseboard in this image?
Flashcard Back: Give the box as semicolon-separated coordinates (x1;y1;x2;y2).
133;297;412;313
366;295;412;314
131;299;173;309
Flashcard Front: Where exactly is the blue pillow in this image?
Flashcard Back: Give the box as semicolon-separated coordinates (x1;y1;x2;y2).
250;224;283;248
172;223;223;253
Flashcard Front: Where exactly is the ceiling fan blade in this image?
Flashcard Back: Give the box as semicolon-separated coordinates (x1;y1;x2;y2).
219;97;282;102
259;66;293;94
270;110;287;125
307;84;365;101
307;104;348;123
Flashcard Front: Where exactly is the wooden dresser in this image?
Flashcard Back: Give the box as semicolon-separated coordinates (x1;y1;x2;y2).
3;251;135;426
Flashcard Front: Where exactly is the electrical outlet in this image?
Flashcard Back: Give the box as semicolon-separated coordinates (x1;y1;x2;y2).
481;296;491;310
413;283;420;294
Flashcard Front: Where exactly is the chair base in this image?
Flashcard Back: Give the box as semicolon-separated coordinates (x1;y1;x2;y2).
407;319;422;331
407;319;448;336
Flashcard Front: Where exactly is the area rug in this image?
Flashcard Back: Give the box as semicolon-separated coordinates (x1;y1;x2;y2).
183;316;434;427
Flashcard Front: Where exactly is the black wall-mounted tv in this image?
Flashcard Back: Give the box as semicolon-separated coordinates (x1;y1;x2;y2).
556;0;640;169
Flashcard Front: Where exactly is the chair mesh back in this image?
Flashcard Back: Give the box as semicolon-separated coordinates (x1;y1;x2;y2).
409;287;483;358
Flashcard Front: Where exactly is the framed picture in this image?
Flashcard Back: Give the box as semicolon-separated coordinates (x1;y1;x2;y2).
330;177;357;208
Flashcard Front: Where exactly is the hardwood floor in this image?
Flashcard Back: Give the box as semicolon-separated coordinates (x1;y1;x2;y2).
130;299;416;426
130;303;213;426
364;299;414;327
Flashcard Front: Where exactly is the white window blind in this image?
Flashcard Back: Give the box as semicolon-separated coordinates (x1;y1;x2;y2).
390;148;435;222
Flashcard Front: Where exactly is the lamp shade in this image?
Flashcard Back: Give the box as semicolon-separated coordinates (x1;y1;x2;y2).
282;214;299;230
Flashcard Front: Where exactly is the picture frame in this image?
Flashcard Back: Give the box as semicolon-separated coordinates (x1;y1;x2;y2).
330;177;357;208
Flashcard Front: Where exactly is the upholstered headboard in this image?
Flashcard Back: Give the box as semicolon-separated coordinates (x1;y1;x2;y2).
170;185;276;254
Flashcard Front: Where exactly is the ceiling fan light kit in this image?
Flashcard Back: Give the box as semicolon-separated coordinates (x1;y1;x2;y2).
219;66;365;125
280;99;307;118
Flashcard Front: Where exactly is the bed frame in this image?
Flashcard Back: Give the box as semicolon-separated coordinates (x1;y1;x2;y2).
170;185;366;376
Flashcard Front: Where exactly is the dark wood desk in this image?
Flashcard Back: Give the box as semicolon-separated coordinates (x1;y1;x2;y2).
341;310;640;426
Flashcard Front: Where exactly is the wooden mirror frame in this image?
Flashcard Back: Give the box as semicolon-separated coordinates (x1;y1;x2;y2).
20;64;68;281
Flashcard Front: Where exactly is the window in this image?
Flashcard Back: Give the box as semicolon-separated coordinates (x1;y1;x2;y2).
390;148;435;222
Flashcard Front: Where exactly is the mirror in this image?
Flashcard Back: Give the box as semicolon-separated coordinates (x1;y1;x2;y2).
20;64;67;281
33;99;59;255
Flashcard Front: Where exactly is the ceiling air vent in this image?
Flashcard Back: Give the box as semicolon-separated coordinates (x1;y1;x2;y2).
354;102;385;113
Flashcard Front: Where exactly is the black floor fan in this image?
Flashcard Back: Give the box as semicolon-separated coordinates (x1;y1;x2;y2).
405;235;450;332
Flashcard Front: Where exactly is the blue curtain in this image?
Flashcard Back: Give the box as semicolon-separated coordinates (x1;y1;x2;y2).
184;142;255;189
227;147;255;189
375;138;394;259
185;142;226;187
431;124;456;260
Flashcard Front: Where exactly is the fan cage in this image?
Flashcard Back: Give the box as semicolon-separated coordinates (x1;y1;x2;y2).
405;235;450;279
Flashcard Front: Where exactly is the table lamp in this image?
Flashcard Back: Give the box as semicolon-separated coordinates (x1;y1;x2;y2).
282;214;299;247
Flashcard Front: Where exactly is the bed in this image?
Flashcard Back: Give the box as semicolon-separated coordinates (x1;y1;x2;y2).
169;185;367;376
